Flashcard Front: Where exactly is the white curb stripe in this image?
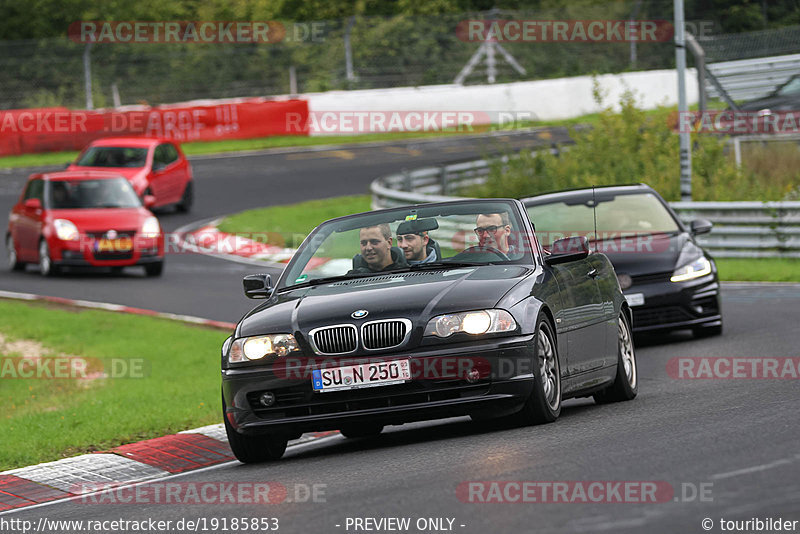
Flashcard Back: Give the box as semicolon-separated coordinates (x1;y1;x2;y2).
2;454;168;494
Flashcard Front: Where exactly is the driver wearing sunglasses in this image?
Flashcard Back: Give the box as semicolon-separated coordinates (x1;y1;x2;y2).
474;212;513;254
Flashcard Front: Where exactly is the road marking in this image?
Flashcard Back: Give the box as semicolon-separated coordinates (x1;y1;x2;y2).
710;457;795;480
382;146;422;156
286;150;356;160
442;145;474;153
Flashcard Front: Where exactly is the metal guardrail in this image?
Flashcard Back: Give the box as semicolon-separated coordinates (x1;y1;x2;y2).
371;159;800;259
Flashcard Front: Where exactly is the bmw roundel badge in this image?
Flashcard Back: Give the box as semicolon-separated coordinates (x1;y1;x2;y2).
351;309;369;319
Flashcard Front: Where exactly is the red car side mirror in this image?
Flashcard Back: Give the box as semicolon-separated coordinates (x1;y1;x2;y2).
24;198;42;210
143;195;156;209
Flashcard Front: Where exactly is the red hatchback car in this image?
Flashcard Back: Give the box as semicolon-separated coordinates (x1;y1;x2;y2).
68;137;193;211
6;171;165;276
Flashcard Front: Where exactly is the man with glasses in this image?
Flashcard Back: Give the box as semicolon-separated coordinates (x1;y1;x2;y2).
475;212;513;254
349;223;408;273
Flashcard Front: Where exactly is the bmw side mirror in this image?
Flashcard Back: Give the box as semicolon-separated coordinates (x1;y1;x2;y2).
545;236;590;266
690;219;713;235
143;194;156;209
243;274;273;299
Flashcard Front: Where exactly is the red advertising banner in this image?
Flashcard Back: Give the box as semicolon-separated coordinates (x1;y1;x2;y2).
0;98;309;156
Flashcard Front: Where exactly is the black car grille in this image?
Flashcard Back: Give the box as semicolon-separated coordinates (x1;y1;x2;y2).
633;306;693;327
631;271;673;285
247;380;490;418
362;320;408;350
93;251;133;260
311;325;357;354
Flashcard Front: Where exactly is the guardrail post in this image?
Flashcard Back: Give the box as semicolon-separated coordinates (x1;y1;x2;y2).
402;169;412;191
439;166;448;196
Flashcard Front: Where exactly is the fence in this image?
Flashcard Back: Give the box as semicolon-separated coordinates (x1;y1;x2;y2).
371;157;800;258
0;5;684;110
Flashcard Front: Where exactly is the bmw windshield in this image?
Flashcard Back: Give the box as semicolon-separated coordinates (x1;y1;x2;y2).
280;200;535;290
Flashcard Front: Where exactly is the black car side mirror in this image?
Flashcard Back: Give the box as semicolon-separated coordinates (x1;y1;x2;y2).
545;236;590;266
690;219;713;235
243;274;273;299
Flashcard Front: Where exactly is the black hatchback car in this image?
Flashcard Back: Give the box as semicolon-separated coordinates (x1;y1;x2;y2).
523;184;722;337
222;198;638;462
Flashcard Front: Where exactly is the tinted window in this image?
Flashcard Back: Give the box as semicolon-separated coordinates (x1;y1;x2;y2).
76;147;148;168
47;178;141;209
154;144;178;167
164;143;179;163
23;179;44;201
526;192;680;247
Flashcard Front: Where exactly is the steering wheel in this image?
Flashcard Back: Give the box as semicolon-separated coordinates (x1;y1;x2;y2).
459;245;510;261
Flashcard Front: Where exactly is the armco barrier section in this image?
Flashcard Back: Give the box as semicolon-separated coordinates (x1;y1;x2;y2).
371;159;800;259
0;99;309;156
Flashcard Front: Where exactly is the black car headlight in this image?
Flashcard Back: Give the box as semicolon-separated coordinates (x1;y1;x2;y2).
424;309;517;338
227;334;300;363
670;256;712;282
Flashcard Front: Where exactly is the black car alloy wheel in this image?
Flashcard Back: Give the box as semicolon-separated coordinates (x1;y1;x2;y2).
514;315;562;425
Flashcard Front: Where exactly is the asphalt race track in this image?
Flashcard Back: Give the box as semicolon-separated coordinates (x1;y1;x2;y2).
2;131;800;533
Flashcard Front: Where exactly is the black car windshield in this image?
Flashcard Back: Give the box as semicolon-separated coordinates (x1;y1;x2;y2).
47;178;141;209
280;200;533;289
526;192;680;247
75;146;148;168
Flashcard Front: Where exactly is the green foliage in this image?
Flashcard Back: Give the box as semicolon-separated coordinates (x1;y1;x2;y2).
468;84;797;201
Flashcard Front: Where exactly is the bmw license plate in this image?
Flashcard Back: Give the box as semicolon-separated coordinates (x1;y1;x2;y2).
625;293;645;307
312;359;411;392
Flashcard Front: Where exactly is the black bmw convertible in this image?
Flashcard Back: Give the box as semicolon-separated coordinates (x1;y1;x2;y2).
221;198;637;463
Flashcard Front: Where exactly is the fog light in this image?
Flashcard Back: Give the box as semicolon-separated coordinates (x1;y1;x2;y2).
259;392;276;407
465;367;481;383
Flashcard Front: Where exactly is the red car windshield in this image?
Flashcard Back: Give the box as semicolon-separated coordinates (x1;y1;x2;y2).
76;146;148;168
47;179;141;209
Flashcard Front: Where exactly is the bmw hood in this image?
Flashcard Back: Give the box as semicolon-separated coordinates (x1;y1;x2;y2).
237;265;532;338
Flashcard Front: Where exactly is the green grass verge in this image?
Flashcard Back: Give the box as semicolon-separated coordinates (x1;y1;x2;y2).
216;194;371;248
716;258;800;282
0;299;229;470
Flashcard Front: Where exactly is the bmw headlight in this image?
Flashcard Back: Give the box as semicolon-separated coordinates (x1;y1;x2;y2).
671;256;712;282
228;334;300;363
140;216;161;238
54;219;79;241
424;309;517;338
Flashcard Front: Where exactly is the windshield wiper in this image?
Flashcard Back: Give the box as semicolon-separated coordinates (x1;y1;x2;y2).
278;272;381;291
408;261;485;270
